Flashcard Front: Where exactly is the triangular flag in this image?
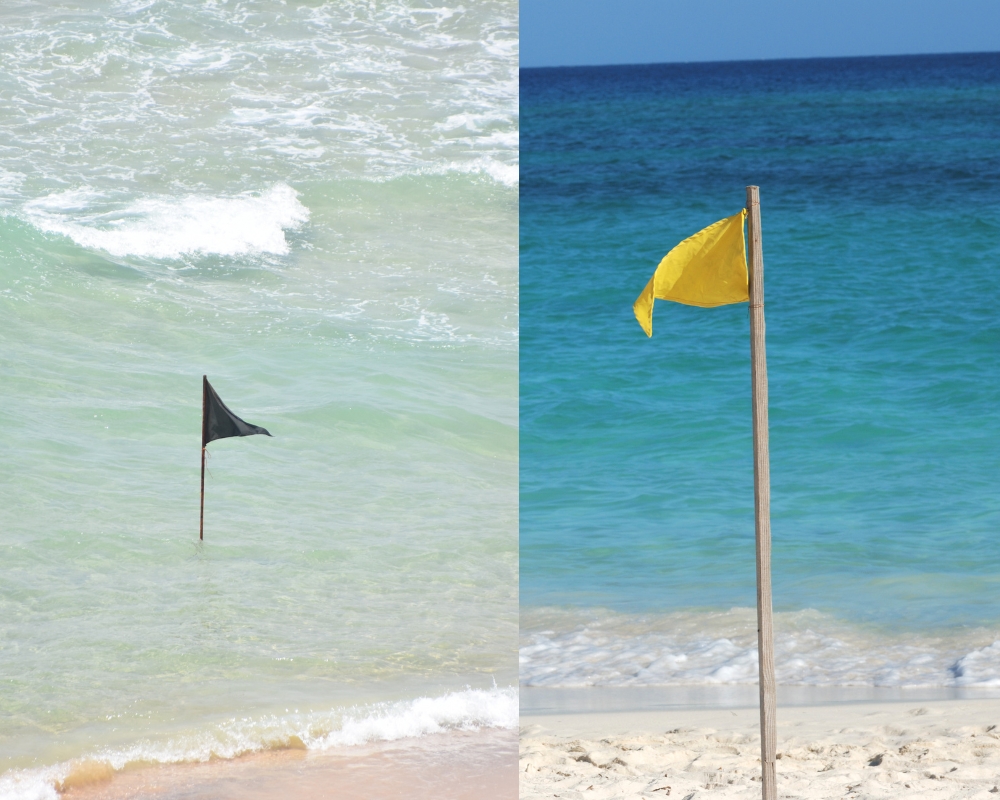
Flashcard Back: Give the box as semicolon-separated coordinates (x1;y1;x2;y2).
202;376;272;447
633;209;749;336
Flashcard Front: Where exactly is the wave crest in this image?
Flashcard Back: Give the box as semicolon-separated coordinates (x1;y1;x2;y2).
24;183;309;259
0;686;516;800
521;607;1000;689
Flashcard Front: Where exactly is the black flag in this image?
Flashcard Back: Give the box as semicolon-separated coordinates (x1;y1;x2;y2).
201;375;272;447
199;376;270;540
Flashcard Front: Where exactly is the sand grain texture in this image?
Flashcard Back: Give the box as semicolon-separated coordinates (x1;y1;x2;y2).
520;700;1000;799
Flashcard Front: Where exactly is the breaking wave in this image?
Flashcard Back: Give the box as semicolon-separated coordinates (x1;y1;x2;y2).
0;686;517;800
24;183;309;259
521;607;1000;689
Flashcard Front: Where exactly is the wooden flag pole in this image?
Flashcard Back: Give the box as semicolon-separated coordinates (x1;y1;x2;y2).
200;375;207;541
746;185;776;800
199;447;206;541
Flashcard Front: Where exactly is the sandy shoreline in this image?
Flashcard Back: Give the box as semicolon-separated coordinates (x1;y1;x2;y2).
521;698;1000;798
46;728;517;800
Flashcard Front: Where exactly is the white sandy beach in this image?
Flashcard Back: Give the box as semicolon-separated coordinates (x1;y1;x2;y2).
521;699;1000;799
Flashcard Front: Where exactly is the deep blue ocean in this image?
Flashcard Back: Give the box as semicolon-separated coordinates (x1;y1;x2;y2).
520;53;1000;688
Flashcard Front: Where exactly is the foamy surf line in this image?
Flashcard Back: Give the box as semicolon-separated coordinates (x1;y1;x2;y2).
365;157;519;187
438;158;518;187
521;607;1000;689
0;686;517;800
23;183;309;259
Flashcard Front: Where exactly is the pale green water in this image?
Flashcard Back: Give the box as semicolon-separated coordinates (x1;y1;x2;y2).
0;1;517;790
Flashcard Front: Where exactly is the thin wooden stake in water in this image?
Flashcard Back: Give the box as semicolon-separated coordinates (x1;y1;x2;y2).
200;375;208;541
746;185;776;800
199;447;206;541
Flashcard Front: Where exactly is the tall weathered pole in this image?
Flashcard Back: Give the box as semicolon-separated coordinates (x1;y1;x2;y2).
200;375;207;541
746;185;776;800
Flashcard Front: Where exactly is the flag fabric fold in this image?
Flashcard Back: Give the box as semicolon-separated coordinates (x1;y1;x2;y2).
202;376;271;447
633;209;749;336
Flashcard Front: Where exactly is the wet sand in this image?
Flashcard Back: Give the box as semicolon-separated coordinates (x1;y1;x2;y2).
60;728;516;800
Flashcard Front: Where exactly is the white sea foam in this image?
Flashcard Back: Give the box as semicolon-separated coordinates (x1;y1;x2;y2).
0;169;25;200
950;641;1000;686
434;112;513;133
1;1;517;190
24;184;309;259
0;686;517;800
315;685;518;747
440;157;519;187
0;771;59;800
521;607;1000;689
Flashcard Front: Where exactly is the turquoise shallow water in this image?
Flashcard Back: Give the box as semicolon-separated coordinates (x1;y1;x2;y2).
520;53;1000;687
0;1;517;791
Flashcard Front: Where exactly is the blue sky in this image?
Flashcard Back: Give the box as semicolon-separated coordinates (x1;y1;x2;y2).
521;0;1000;68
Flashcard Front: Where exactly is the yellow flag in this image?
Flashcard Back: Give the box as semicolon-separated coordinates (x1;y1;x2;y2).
633;209;749;337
